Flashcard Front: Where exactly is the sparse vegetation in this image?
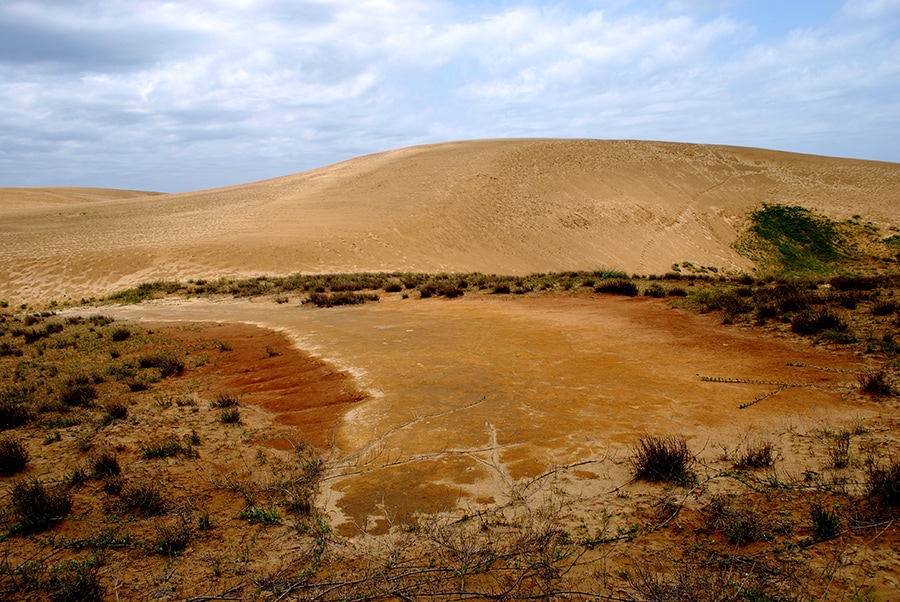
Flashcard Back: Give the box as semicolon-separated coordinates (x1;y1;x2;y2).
630;435;695;484
0;435;29;475
8;478;73;534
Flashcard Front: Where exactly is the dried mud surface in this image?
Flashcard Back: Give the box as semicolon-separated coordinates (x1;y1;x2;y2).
96;293;882;537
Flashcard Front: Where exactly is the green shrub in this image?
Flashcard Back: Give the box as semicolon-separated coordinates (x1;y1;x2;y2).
595;279;638;297
90;449;120;478
0;387;33;429
60;384;97;408
239;506;281;525
210;392;240;408
140;436;196;460
306;291;379;307
138;351;184;377
867;460;900;506
810;502;841;541
733;439;774;470
46;556;105;601
858;368;896;397
120;481;166;515
153;520;192;556
219;407;241;424
791;308;845;335
630;435;695;484
0;435;29;475
9;478;73;533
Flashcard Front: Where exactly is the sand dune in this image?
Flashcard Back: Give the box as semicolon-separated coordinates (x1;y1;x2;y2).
2;139;899;303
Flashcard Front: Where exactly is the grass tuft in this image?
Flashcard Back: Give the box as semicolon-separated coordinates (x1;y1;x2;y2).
630;435;695;484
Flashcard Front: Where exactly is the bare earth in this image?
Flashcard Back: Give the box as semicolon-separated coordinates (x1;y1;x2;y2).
2;140;899;305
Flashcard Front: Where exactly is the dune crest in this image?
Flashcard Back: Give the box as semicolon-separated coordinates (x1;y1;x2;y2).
2;139;898;303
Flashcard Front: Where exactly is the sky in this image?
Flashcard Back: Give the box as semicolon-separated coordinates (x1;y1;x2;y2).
0;0;898;193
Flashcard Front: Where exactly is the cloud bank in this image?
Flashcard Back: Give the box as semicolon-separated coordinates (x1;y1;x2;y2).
1;0;898;191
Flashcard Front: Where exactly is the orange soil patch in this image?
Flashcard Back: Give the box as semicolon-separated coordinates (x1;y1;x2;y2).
154;323;364;449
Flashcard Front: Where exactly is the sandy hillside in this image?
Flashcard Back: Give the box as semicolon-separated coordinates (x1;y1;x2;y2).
2;139;899;303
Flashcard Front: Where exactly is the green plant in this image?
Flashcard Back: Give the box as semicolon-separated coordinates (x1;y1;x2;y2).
140;436;196;459
46;556;105;601
829;431;851;469
153;520;192;556
8;478;73;533
810;502;841;541
210;392;240;408
239;506;281;525
595;279;639;297
90;449;120;478
59;384;98;408
867;459;900;506
103;400;128;421
219;407;241;424
138;351;184;377
0;387;34;429
858;368;896;397
120;481;167;516
745;204;847;274
630;435;695;484
0;435;29;475
733;439;774;470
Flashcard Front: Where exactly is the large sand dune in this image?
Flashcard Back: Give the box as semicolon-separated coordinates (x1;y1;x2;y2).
2;139;899;303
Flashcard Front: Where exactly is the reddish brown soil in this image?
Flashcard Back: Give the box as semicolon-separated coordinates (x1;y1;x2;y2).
156;323;364;449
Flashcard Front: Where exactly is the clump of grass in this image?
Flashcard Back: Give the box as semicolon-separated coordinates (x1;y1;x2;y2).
810;502;841;541
595;279;639;297
46;556;105;601
59;384;97;408
110;327;131;342
238;506;281;525
306;291;379;308
138;351;185;377
153;520;192;556
119;481;167;516
103;401;128;422
1;391;38;430
828;431;852;469
140;436;197;460
704;494;784;545
210;392;240;408
90;449;120;478
733;439;775;470
858;368;896;397
866;459;900;507
790;308;846;335
630;435;695;484
0;435;29;476
219;407;241;424
8;478;73;533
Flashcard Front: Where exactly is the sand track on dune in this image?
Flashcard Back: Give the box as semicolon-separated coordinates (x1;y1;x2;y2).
2;139;899;304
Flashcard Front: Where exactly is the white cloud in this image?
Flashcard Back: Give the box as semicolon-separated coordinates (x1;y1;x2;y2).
0;0;897;191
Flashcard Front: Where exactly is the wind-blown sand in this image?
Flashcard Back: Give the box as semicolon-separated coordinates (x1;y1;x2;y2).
2;139;899;304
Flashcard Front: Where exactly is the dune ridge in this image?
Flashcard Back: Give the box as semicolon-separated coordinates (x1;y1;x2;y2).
2;139;899;303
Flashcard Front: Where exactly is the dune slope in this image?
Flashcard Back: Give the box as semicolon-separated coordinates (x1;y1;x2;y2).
1;139;898;303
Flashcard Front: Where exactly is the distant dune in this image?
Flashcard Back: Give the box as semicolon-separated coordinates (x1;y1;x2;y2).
2;139;899;303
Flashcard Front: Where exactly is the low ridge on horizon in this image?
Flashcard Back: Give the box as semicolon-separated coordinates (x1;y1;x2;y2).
2;138;899;304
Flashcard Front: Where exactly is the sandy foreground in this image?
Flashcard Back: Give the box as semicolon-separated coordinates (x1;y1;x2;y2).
2;139;900;305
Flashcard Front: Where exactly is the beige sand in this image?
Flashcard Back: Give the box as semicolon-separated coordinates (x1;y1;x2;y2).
2;139;899;304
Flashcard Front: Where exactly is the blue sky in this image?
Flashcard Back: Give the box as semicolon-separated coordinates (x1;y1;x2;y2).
0;0;897;192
